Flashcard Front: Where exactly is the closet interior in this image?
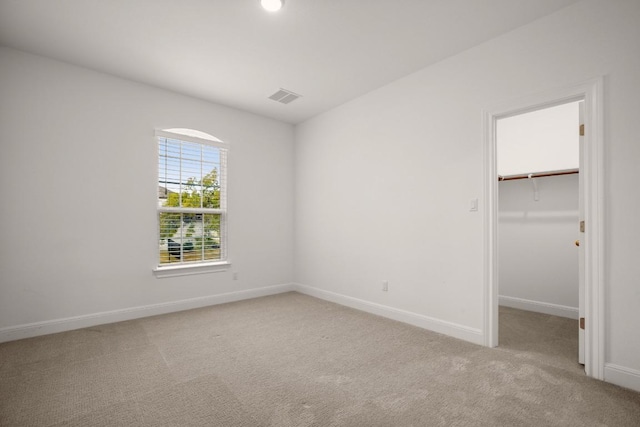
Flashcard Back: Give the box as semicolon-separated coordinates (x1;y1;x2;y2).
496;101;583;365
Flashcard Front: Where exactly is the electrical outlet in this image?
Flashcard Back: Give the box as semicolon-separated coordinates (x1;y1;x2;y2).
233;272;238;280
382;281;388;292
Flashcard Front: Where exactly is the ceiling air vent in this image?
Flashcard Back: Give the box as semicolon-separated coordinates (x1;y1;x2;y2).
268;88;302;104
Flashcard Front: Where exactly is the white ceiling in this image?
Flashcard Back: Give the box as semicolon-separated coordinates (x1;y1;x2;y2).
0;0;580;124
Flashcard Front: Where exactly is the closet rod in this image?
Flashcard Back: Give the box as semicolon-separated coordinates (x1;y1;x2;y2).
498;168;579;181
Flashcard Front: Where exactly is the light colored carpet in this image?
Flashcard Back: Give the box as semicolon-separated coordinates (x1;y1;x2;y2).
1;292;638;426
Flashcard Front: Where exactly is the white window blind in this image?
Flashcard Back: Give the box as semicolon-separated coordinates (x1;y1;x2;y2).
156;129;227;267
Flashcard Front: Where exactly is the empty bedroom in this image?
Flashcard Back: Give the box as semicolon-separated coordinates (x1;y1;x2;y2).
1;0;639;425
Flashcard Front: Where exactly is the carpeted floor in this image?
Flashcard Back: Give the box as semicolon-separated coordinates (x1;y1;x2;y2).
1;292;638;426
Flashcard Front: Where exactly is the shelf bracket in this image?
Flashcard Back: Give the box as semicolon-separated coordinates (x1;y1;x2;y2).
528;174;539;201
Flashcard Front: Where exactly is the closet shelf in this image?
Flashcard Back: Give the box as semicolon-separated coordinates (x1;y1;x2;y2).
498;168;579;181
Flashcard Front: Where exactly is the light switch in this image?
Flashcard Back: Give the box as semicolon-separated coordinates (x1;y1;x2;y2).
470;198;478;212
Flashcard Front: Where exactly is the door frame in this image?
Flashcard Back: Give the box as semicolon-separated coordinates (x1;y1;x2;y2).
482;77;605;379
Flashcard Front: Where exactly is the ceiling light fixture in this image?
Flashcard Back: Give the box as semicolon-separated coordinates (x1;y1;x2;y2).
261;0;284;12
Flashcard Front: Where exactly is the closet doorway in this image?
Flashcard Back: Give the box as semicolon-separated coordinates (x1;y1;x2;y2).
496;101;583;369
483;77;604;380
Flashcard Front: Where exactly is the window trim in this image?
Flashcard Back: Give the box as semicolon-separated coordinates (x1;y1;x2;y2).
153;260;231;278
154;128;229;277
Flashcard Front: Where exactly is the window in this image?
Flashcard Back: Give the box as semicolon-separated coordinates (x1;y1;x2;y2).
156;129;228;271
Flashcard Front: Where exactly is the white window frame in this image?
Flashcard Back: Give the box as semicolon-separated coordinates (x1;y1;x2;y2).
153;129;230;278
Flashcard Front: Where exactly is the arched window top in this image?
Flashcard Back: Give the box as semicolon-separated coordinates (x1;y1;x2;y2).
164;128;222;142
156;128;225;147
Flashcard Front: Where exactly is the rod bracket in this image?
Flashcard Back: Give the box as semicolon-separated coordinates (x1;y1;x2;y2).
528;174;539;201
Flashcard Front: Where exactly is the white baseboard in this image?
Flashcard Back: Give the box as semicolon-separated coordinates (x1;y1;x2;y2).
6;282;636;394
499;295;578;319
0;283;295;343
604;363;640;393
293;283;484;346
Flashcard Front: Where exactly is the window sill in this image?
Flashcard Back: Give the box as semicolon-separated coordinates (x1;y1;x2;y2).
153;261;231;278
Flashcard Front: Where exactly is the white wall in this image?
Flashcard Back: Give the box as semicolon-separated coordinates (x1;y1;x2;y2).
497;101;579;176
498;175;579;318
294;0;640;384
0;47;294;336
